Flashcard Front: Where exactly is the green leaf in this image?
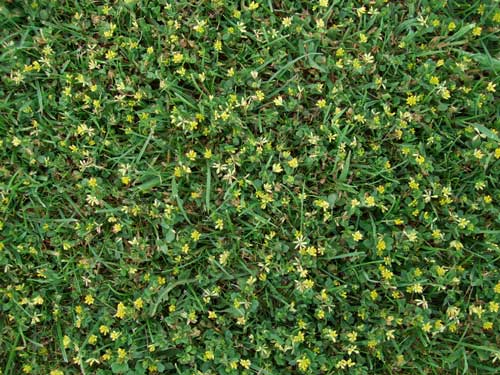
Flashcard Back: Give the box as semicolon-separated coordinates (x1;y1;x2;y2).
470;123;499;142
111;362;130;374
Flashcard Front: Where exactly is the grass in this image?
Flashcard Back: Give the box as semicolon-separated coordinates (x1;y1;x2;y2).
0;0;499;374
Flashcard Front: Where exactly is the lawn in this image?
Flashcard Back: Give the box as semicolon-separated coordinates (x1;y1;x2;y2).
1;0;499;374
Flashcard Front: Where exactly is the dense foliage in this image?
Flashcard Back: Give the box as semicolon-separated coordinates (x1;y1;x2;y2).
1;0;499;374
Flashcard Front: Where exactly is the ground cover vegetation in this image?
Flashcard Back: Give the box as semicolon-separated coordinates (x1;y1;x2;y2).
0;0;499;374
